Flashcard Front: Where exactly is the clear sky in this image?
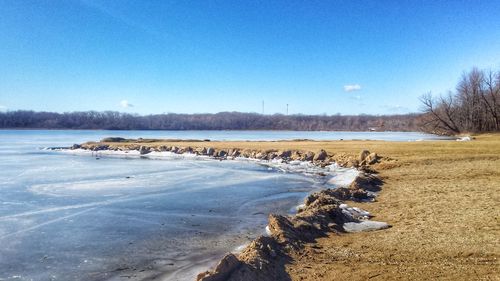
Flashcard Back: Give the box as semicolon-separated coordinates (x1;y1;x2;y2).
1;0;500;115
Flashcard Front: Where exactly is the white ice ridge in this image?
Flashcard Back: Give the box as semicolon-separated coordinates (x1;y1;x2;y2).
265;225;272;236
339;204;372;220
51;148;202;159
343;221;390;233
327;166;360;187
254;158;360;186
339;204;390;233
456;136;472;141
51;148;360;188
233;243;249;254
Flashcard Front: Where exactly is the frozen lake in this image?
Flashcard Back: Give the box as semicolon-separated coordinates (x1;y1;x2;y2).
0;130;447;280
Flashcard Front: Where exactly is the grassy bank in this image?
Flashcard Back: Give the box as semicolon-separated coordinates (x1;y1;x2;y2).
285;134;500;280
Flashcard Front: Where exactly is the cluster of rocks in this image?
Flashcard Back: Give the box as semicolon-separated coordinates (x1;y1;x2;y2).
78;141;380;169
196;172;386;281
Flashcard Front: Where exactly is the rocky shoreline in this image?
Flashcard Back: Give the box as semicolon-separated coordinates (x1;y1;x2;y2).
71;137;380;169
195;172;387;281
52;138;389;281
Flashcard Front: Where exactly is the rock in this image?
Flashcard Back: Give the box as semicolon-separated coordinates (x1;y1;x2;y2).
196;147;207;155
346;158;360;168
231;149;240;157
267;152;277;160
206;147;215;156
303;151;315;161
171;146;179;153
238;236;279;264
278;150;292;159
290;151;301;161
359;165;378;174
267;214;300;243
313;149;327;161
328;187;351;200
366;152;379;165
350;173;383;192
139;145;150;155
326;187;370;201
196;253;241;281
71;144;81;149
240;149;252;158
218;150;227;157
219;236;284;281
359;150;370;162
351;188;370;200
304;191;342;209
93;145;109;151
255;152;266;159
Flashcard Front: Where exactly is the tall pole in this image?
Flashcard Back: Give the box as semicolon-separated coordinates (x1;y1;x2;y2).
262;100;265;115
286;104;289;115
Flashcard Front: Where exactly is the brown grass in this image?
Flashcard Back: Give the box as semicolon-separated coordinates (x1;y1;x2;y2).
101;134;500;280
284;134;500;281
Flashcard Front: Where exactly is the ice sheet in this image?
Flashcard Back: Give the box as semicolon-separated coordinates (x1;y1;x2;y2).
0;131;363;281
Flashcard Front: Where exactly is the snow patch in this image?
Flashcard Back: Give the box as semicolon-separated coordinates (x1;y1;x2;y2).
343;221;390;233
339;204;371;220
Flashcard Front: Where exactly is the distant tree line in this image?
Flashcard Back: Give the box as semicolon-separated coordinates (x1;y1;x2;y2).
0;110;422;131
420;67;500;134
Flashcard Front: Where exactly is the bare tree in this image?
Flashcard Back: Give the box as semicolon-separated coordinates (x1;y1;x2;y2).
420;67;500;134
480;70;500;130
0;110;422;131
419;92;460;134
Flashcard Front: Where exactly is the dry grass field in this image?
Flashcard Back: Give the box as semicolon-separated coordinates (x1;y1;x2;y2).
284;134;500;281
99;134;500;280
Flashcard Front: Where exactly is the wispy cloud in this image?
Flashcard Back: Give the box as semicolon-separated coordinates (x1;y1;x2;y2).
0;105;7;111
120;100;133;108
349;95;361;100
382;104;409;112
343;84;361;92
79;0;165;40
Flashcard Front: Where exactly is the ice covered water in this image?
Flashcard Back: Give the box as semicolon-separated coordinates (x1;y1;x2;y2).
1;155;316;280
0;130;444;280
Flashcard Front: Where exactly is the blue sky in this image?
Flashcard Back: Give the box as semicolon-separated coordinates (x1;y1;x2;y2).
1;0;500;115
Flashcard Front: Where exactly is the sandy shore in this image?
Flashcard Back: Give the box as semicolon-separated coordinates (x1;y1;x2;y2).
78;134;500;280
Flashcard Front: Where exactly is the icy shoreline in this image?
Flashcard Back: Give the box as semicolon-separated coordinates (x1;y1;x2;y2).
47;147;360;187
45;143;387;281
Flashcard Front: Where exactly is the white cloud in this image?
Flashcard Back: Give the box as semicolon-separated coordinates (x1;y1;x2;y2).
0;105;7;111
343;84;361;92
120;100;133;108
